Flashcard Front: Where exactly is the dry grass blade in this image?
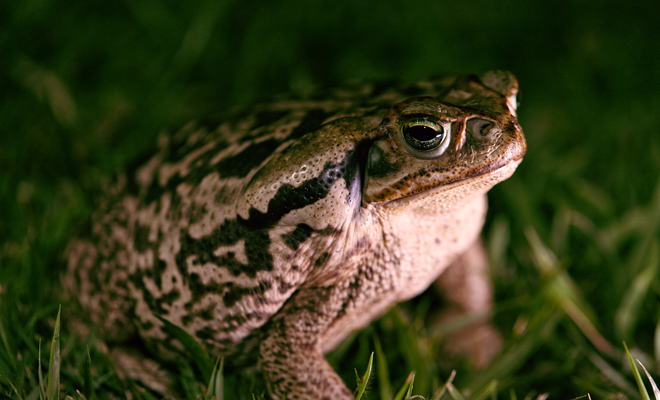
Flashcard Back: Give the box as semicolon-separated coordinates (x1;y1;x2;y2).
656;317;660;364
636;360;660;400
5;379;22;400
12;57;78;127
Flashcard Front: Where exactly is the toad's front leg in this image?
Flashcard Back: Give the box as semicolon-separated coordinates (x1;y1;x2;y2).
259;285;354;400
434;237;502;367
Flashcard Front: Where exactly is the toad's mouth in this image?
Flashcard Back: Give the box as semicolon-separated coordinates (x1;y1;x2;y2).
364;157;523;208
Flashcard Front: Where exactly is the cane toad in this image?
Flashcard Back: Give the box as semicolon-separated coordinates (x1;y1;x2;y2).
65;70;526;399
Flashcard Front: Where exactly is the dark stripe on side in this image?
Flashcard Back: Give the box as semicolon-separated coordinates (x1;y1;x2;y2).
174;141;368;309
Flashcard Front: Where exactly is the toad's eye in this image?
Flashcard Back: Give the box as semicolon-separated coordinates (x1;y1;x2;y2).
403;119;444;151
400;117;451;158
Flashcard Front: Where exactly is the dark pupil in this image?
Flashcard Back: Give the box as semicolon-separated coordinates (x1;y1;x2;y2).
404;124;443;150
406;125;439;141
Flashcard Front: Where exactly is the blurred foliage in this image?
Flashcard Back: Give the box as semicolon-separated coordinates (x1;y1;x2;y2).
1;0;659;398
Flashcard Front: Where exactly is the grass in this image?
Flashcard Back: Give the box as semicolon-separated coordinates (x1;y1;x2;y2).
1;0;660;398
9;316;660;400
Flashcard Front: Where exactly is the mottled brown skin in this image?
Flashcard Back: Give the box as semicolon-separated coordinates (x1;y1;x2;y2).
64;71;526;399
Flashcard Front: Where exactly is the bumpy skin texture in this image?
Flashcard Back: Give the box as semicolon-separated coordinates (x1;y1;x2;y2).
64;71;526;399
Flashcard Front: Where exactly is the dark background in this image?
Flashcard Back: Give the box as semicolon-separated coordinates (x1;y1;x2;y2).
1;0;659;398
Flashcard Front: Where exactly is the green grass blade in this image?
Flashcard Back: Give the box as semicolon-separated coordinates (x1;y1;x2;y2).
637;360;660;400
393;372;415;400
27;388;44;400
624;342;650;400
446;382;466;400
466;309;561;393
205;358;218;400
0;319;17;372
471;380;498;400
38;338;45;400
588;351;637;395
83;346;95;400
47;306;61;400
179;361;203;399
431;370;456;400
656;316;660;363
214;357;224;400
130;382;160;400
373;335;392;400
156;314;213;382
526;227;613;355
205;357;224;400
404;374;414;400
354;352;373;400
615;241;659;340
509;388;517;400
